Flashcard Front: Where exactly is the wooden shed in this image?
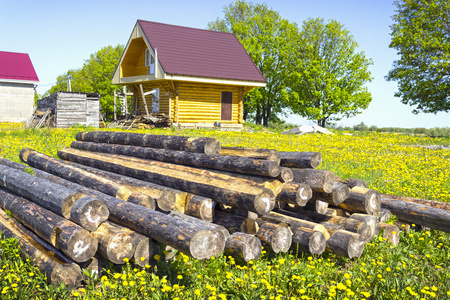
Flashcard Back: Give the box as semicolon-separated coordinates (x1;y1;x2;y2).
112;20;266;129
36;92;100;128
0;51;39;122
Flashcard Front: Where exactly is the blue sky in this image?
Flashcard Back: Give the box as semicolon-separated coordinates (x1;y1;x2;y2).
1;0;449;128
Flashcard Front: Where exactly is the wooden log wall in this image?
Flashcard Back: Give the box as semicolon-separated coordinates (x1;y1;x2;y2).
2;131;450;288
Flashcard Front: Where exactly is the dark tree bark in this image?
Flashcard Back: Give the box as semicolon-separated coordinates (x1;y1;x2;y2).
338;187;381;216
278;152;322;169
219;146;281;164
290;227;326;255
224;232;262;262
325;230;365;258
291;169;336;193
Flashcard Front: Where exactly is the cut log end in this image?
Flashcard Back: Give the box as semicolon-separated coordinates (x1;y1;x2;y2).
242;235;262;261
278;168;294;183
270;226;292;253
133;239;160;267
19;148;33;163
70;197;109;231
254;191;275;215
365;192;381;216
106;234;135;265
62;192;87;219
50;263;83;289
309;231;327;255
190;229;221;260
127;193;156;210
66;230;98;263
204;139;221;155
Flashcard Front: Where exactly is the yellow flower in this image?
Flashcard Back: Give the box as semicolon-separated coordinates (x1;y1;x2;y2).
195;289;201;296
361;291;371;297
177;275;183;280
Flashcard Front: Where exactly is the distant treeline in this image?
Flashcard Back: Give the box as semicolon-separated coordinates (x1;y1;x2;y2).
334;122;450;138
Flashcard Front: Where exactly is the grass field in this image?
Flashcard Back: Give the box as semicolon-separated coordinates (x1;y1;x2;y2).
0;123;449;299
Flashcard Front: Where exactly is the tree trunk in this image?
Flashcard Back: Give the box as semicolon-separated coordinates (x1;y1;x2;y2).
290;227;326;255
278;152;323;169
70;141;281;178
338;187;381;216
380;196;450;233
311;182;350;206
224;232;262;262
291;169;336;193
277;167;294;183
75;131;221;155
276;182;312;207
57;148;275;215
0;164;85;219
185;195;216;222
0;208;83;289
381;193;450;210
325;230;365;258
254;219;292;254
219;146;281;164
0;188;98;263
0;163;108;231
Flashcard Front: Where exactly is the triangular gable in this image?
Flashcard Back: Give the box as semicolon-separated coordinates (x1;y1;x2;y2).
0;51;39;83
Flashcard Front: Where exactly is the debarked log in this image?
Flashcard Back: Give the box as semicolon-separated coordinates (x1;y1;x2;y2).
325;230;365;258
91;221;135;264
380;197;450;233
0;164;85;219
254;219;292;254
276;182;312;207
291;169;336;193
57;148;275;215
338;187;381;216
20;149;155;209
76;131;221;154
0;161;108;231
0;209;83;289
311;182;350;206
278;167;294;183
0;188;98;262
219;146;281;164
224;232;262;262
290;227;326;255
278;151;322;169
185;194;216;222
70;141;281;178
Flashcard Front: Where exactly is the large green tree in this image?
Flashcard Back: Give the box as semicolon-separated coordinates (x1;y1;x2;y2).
288;18;373;127
47;44;124;119
208;1;298;126
386;0;450;114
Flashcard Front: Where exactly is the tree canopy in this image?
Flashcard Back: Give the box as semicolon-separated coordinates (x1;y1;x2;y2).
386;0;450;114
288;18;373;127
47;44;124;119
208;1;297;126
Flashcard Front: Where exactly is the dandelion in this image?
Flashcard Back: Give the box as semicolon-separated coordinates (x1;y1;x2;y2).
177;275;183;280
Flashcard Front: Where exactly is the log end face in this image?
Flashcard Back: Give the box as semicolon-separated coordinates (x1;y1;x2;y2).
51;263;83;289
310;152;323;169
19;148;34;163
190;230;220;260
365;191;381;217
134;239;160;267
309;231;326;255
255;190;275;215
199;198;216;223
67;231;98;263
204;139;221;155
70;197;109;231
242;235;262;262
268;163;281;178
107;234;135;264
271;226;292;253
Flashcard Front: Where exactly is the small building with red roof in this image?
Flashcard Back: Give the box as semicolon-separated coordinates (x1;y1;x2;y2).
112;20;266;128
0;51;39;122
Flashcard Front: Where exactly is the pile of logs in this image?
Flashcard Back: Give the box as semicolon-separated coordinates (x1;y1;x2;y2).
0;131;449;289
108;114;172;130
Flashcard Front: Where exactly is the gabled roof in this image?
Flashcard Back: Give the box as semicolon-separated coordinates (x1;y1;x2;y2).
137;20;266;83
0;51;39;83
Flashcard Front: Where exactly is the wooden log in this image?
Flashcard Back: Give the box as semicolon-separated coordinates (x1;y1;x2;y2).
119;226;160;267
21;149;155;210
291;169;335;193
185;195;216;222
378;208;392;223
0;163;107;231
381;193;450;211
321;222;345;236
325;207;347;217
348;213;379;236
61;160;175;211
290;227;326;255
278;152;322;169
325;230;365;258
303;200;329;214
220;146;280;164
261;211;330;240
70;141;281;178
76;131;221;154
312;182;350;206
276;182;312;206
211;210;248;235
0;188;98;262
338;187;381;216
254;219;292;253
224;232;262;262
341;178;368;189
57;148;275;215
0;164;85;219
169;210;229;251
276;208;375;242
0;209;83;289
278;167;294;183
91;221;135;264
378;223;400;245
380;196;450;233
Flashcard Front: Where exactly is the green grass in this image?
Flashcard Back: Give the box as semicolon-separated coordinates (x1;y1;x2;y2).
0;124;449;299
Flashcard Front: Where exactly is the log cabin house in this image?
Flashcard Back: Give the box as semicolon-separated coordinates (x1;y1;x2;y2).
0;51;39;122
112;20;266;129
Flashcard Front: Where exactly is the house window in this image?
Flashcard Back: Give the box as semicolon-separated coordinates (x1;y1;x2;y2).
152;88;160;113
145;49;155;74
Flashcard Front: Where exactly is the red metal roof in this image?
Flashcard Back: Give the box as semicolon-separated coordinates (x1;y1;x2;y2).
137;20;266;83
0;51;39;82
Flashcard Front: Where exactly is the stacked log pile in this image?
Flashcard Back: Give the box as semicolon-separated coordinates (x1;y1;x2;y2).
0;131;448;288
